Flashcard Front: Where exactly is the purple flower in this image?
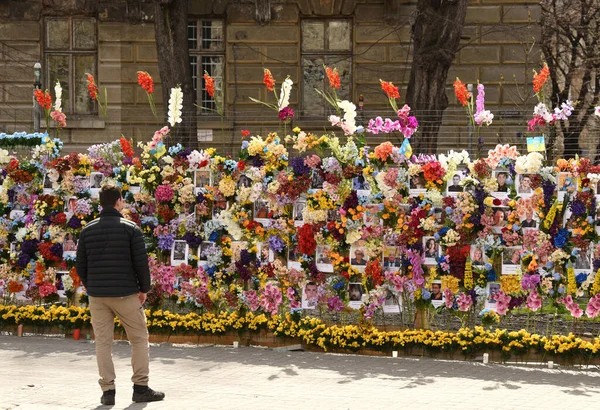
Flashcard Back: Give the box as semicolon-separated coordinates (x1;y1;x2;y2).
20;239;39;256
240;249;256;266
569;199;586;216
178;148;192;158
268;235;285;254
50;243;63;257
67;215;82;229
157;233;174;251
278;107;294;122
16;253;31;268
327;296;345;312
342;191;359;210
290;157;310;175
542;180;556;213
183;232;202;248
521;273;540;291
252;156;264;167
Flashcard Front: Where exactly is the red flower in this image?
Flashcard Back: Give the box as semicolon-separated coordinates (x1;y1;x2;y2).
120;137;134;158
533;64;549;94
203;72;215;98
86;73;99;100
263;69;275;91
297;224;317;256
365;258;383;287
422;161;445;183
34;89;52;110
137;71;154;94
241;129;250;137
325;66;341;89
51;212;67;226
380;80;400;99
453;78;470;106
237;161;246;171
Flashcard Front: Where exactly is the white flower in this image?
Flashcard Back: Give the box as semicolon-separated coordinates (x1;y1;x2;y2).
54;80;62;112
474;110;494;126
328;115;341;126
168;86;183;127
534;102;553;123
337;100;357;135
278;77;293;110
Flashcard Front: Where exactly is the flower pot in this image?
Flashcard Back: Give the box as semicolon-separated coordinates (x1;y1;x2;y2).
73;328;81;340
17;324;23;337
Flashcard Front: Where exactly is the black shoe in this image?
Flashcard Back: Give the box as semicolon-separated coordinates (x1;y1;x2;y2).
100;389;115;405
132;385;165;403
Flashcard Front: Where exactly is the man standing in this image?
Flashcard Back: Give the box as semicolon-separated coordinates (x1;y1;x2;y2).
76;185;164;405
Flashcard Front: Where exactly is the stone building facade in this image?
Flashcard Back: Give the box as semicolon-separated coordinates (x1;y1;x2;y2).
0;0;541;154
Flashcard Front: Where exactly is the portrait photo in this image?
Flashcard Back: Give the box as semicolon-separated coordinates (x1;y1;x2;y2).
520;210;538;229
212;200;228;219
409;172;426;193
502;247;521;274
491;207;508;232
492;169;509;196
237;175;252;190
348;283;365;309
9;203;25;220
517;174;535;196
43;173;53;190
383;246;401;271
382;288;402;313
171;240;189;266
315;244;333;273
446;173;463;195
254;200;270;222
287;245;301;270
470;246;486;266
198;241;215;262
62;233;77;257
350;243;369;270
485;282;501;309
423;236;439;264
90;172;103;189
55;270;68;297
65;197;77;215
558;172;577;200
293;200;306;224
194;169;211;189
363;204;381;227
230;241;247;262
430;280;444;308
310;169;324;190
574;249;592;271
301;281;318;309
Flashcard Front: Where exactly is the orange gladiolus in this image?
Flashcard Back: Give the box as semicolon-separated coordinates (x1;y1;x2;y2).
533;64;550;94
325;66;341;89
86;73;99;100
263;68;275;91
203;72;215;98
137;71;154;94
380;80;400;99
453;78;470;106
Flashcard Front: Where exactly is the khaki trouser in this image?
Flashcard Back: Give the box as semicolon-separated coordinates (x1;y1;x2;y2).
89;294;149;391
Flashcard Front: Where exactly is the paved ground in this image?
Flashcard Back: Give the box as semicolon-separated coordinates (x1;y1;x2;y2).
0;335;599;410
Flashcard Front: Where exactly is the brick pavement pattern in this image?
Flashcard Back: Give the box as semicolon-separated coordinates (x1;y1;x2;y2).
1;335;599;410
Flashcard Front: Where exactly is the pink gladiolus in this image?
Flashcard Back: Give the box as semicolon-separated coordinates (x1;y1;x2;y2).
526;289;543;311
585;294;600;318
260;283;283;315
495;291;511;315
561;295;583;318
456;292;472;311
286;287;301;309
444;288;454;309
244;289;260;311
50;110;67;128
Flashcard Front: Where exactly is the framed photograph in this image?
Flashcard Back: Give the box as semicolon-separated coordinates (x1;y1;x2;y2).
292;200;306;226
595;181;600;201
363;204;381;227
409;172;426;195
502;247;521;274
491;207;509;233
315;244;334;273
170;240;189;266
430;280;444;308
237;175;252;190
491;169;510;198
43;173;53;193
310;169;324;191
520;210;539;231
423;236;440;265
253;200;270;224
65;197;78;216
383;246;401;271
470;245;486;267
446;172;464;196
230;241;247;262
352;175;371;197
9;204;25;220
198;241;215;266
55;270;68;297
350;241;369;271
287;245;301;270
348;282;365;309
89;172;103;198
256;242;275;264
9;242;17;254
327;209;340;223
301;282;318;309
382;288;402;313
212;199;228;219
485;282;501;310
63;233;78;258
574;248;592;273
557;172;577;201
194;168;211;191
516;174;535;197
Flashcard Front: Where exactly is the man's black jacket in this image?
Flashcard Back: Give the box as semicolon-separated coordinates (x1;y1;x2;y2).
76;207;151;297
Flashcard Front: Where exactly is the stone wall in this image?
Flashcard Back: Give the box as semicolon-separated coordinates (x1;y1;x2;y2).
0;0;543;153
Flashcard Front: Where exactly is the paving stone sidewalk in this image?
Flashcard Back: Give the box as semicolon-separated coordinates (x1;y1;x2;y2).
0;335;599;410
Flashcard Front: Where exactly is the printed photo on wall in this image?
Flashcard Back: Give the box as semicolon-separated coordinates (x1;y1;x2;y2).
446;172;464;196
43;173;53;193
520;210;539;231
197;241;215;267
171;240;189;266
383;246;401;271
491;207;509;233
348;283;365;309
55;270;68;297
230;241;247;263
352;175;371;197
315;244;334;273
430;280;444;308
516;174;535;197
502;247;521;274
363;204;381;227
301;281;318;309
382;288;402;313
62;233;78;258
89;172;104;198
491;169;510;198
9;202;25;220
310;169;324;190
287;245;301;270
409;172;426;195
292;199;306;226
350;241;369;271
470;246;486;267
212;200;228;219
423;236;440;265
557;172;577;201
485;282;501;310
254;200;270;224
64;196;78;217
194;168;211;191
574;248;592;273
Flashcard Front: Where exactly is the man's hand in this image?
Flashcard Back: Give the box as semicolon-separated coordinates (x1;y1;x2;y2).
138;292;147;305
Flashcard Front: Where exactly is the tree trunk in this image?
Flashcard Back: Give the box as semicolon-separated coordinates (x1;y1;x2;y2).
405;0;469;155
154;0;196;146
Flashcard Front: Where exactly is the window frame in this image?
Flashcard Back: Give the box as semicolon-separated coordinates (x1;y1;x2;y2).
43;16;98;116
300;18;354;117
188;18;226;118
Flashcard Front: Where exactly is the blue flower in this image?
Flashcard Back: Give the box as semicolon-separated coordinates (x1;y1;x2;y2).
484;262;493;271
553;228;570;248
241;141;249;149
356;125;365;134
421;289;431;300
333;281;345;291
552;272;561;281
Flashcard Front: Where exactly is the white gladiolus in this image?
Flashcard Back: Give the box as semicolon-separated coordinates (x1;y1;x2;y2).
54;80;62;112
168;86;184;127
278;77;293;110
337;100;357;135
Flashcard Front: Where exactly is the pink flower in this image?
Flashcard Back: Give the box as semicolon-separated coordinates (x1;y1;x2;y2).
526;289;543;311
495;291;512;315
260;283;283;316
329;115;341;127
286;287;301;309
244;289;260;311
383;167;398;187
561;295;583;318
444;288;454;309
151;126;170;148
304;154;321;168
155;184;174;202
38;282;57;298
586;294;600;318
456;292;472;311
50;110;67;128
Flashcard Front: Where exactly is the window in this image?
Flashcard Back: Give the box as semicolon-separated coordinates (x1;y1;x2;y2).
188;20;225;115
44;17;97;115
301;19;352;116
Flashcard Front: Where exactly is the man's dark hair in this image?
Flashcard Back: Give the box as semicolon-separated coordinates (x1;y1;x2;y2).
99;184;121;208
